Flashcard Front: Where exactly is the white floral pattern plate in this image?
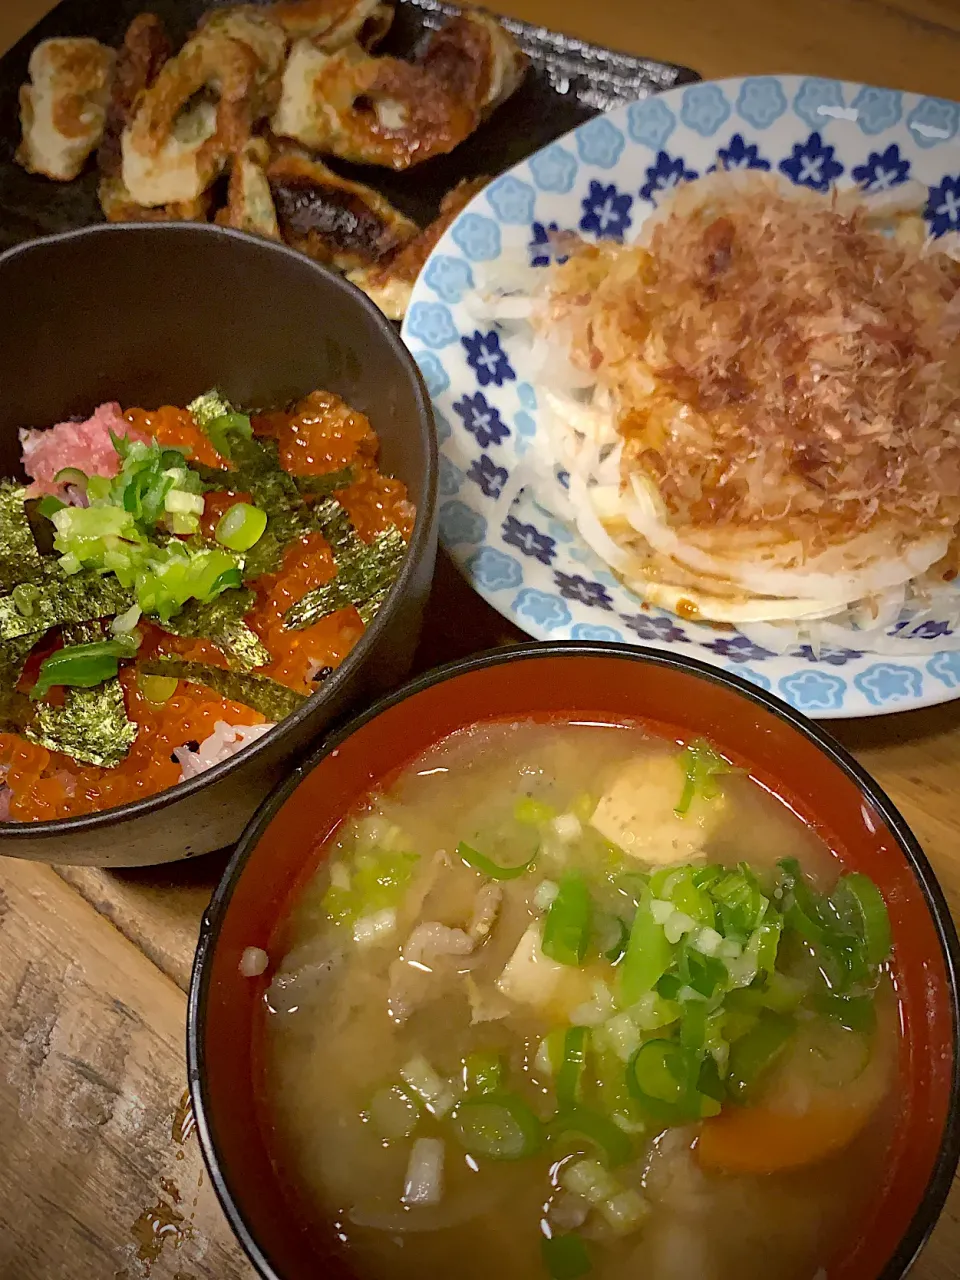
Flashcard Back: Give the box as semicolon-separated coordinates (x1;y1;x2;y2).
400;75;960;719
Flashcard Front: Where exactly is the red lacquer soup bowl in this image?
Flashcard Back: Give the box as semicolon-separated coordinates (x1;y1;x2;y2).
187;643;960;1280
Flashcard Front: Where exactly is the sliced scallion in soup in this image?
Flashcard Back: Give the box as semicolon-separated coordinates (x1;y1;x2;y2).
259;723;897;1280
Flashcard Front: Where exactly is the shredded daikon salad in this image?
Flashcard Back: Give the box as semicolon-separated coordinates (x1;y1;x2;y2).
473;173;960;653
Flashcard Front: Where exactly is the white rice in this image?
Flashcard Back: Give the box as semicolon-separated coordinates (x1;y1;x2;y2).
175;720;275;782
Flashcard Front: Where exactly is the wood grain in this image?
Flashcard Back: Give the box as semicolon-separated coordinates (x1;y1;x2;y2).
0;858;254;1280
1;0;960;1277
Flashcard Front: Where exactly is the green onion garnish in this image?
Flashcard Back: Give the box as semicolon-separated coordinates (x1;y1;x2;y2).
675;738;735;816
215;501;268;552
453;1093;542;1161
555;1027;589;1109
457;840;537;881
542;872;592;967
725;1010;795;1102
546;1106;631;1168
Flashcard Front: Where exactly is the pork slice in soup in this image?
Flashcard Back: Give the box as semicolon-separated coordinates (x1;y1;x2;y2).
259;722;898;1280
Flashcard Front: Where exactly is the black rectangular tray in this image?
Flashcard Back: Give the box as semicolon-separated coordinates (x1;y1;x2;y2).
0;0;698;247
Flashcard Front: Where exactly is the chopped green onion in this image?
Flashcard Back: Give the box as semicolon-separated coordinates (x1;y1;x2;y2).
514;796;555;825
457;840;537;881
205;412;253;460
626;1039;714;1124
453;1093;542;1160
137;672;178;706
814;991;877;1034
594;913;629;963
31;634;140;700
36;495;66;519
542;872;592;967
675;738;734;816
462;1052;504;1097
726;1010;795;1102
546;1106;632;1168
215;501;268;552
399;1056;456;1118
619;902;674;1007
53;467;88;489
833;873;892;966
541;1233;591;1280
555;1027;589;1108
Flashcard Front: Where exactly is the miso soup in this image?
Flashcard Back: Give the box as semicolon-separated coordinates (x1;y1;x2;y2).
258;722;898;1280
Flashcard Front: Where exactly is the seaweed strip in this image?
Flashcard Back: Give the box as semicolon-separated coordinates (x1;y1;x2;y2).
140;658;306;721
0;482;43;593
25;677;138;768
0;630;44;692
160;588;270;672
0;567;134;640
295;466;354;498
284;526;406;630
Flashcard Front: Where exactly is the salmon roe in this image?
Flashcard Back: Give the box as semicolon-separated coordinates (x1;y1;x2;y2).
5;392;412;822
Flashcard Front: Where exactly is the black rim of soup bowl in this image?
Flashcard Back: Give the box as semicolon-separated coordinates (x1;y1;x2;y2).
0;222;438;851
187;640;960;1280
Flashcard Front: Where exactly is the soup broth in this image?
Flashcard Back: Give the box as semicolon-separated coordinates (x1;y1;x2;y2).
259;721;898;1280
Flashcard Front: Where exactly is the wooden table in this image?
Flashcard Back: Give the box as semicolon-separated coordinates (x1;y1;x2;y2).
2;1;960;1276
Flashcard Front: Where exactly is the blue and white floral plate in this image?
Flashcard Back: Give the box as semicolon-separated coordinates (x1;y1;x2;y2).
400;75;960;719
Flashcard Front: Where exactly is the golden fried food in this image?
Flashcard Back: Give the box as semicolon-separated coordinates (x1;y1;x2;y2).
120;28;259;206
265;143;418;270
420;12;526;120
349;175;487;319
17;37;115;181
271;0;390;50
215;137;281;239
195;6;289;116
98;174;213;223
97;13;172;180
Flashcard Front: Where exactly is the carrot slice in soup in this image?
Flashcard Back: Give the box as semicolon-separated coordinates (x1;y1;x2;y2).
697;1092;878;1175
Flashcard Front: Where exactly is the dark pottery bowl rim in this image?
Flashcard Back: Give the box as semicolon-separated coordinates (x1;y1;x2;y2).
0;220;438;840
186;639;960;1280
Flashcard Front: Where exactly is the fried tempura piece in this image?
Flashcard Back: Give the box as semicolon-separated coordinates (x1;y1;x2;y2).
265;143;417;270
98;174;213;223
272;12;526;170
195;6;289;117
349;176;487;319
97;13;172;180
271;0;391;51
121;27;259;207
215;137;281;239
17;38;115;181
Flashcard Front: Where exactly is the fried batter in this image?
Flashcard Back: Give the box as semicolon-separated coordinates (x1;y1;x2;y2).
272;12;526;169
121;27;259;206
195;6;289;117
271;0;389;51
17;37;115;181
98;174;213;223
265;143;417;270
97;14;172;180
215;137;281;239
349;176;488;319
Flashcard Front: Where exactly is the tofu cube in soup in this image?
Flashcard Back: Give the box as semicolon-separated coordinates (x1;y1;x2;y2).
590;750;726;862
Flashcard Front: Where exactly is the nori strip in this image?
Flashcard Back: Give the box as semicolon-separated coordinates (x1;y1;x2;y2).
193;437;315;580
0;567;134;640
140;658;306;721
295;466;354;498
161;588;270;672
0;482;43;593
25;677;138;768
284;526;406;630
0;630;44;692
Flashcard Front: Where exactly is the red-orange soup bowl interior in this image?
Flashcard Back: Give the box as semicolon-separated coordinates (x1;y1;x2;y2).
188;646;960;1280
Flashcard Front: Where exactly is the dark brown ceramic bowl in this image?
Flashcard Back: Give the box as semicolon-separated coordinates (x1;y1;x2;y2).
188;643;960;1280
0;223;437;866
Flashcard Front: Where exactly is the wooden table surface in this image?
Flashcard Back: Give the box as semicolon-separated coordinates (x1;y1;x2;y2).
2;0;960;1277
